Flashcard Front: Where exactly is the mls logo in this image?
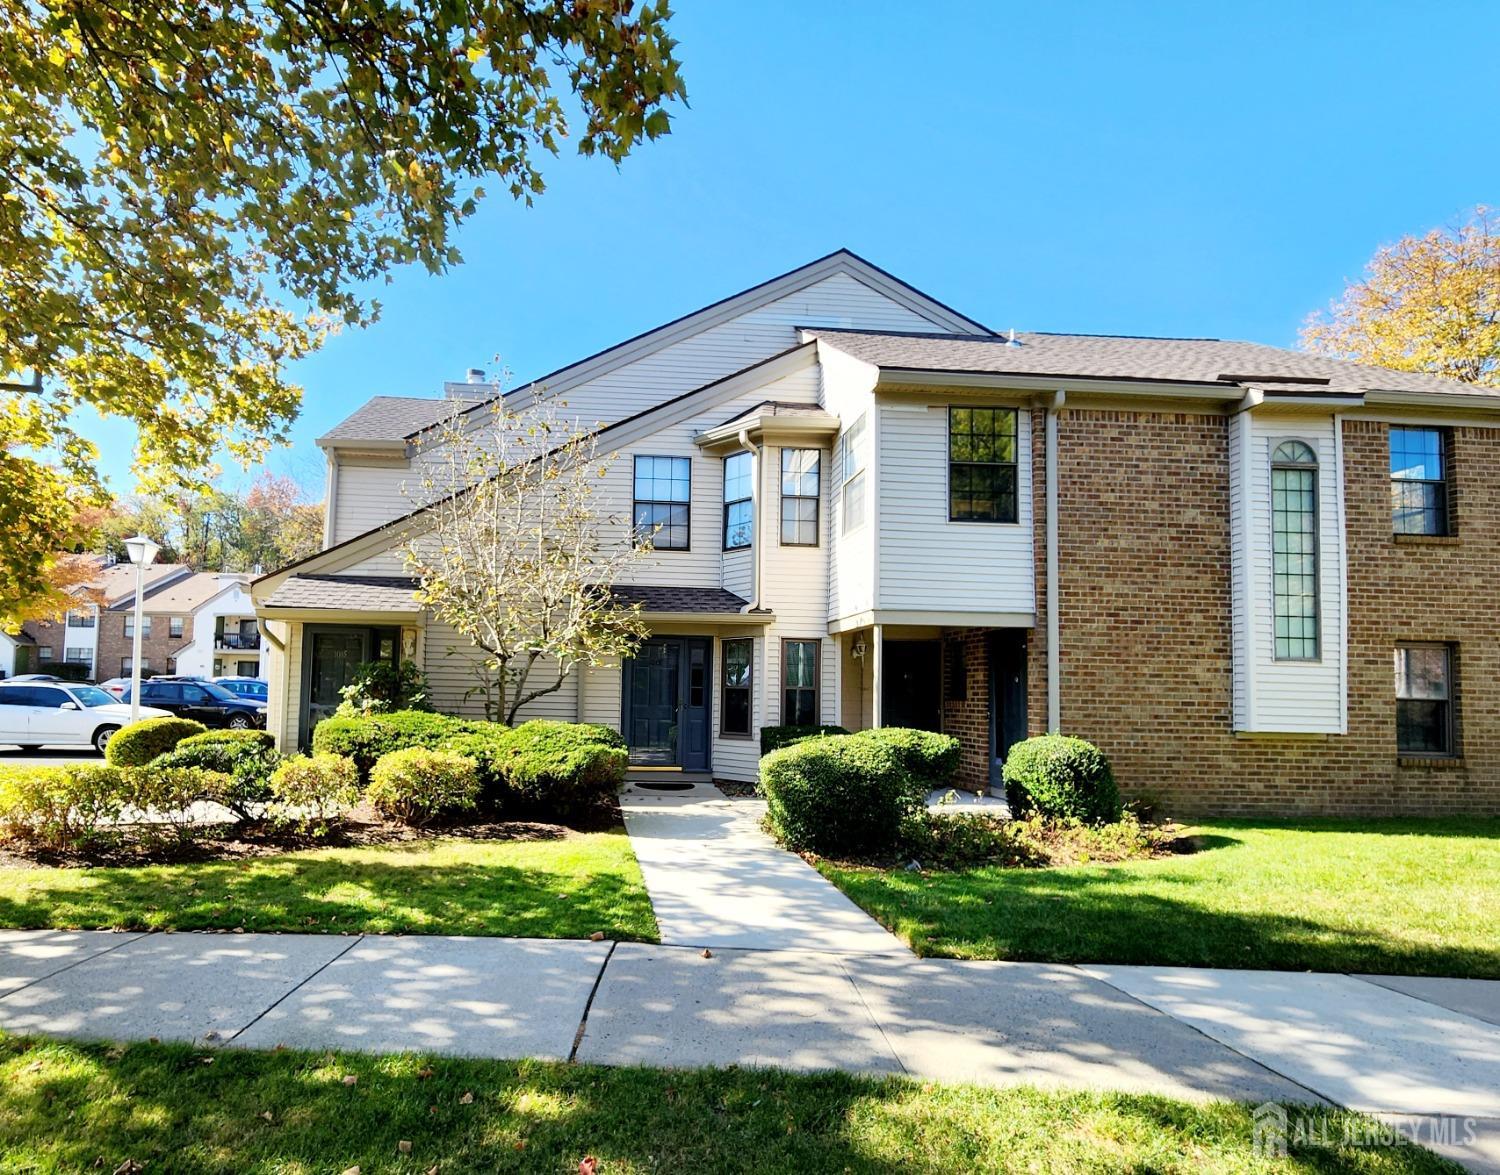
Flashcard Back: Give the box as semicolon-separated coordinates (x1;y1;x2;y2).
1253;1103;1289;1158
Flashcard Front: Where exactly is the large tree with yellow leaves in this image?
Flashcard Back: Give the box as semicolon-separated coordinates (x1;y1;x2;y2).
0;0;685;625
1302;206;1499;387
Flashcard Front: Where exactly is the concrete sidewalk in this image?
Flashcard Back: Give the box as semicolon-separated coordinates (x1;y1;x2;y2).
1;928;1497;1168
620;787;909;954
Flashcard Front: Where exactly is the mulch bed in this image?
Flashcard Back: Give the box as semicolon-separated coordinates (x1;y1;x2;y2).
0;801;623;870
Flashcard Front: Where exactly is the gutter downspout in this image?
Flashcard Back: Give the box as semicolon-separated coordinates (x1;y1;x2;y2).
737;429;762;613
1045;390;1065;733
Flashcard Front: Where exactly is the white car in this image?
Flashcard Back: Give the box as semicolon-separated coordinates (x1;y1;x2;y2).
0;681;171;755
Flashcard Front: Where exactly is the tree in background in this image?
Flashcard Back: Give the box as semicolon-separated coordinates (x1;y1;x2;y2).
100;473;325;573
1;0;687;624
402;398;651;724
1303;206;1499;387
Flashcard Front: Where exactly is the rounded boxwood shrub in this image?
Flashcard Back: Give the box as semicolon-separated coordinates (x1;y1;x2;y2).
312;710;480;782
759;724;849;755
1002;735;1120;823
492;720;627;816
439;724;511;806
366;747;480;826
268;753;359;828
847;728;960;789
761;735;928;857
104;716;208;767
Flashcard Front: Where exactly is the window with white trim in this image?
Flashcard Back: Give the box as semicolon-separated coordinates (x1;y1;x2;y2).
840;414;867;533
723;452;752;551
169;616;185;638
780;448;820;546
782;640;820;726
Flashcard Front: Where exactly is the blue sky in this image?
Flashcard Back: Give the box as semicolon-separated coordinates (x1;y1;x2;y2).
94;0;1500;495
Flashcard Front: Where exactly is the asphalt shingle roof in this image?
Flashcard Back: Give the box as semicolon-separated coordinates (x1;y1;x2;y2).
262;575;422;612
805;328;1498;398
610;585;754;614
318;397;458;444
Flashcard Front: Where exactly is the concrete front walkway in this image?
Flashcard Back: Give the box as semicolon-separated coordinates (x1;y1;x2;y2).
619;785;909;953
1;929;1497;1169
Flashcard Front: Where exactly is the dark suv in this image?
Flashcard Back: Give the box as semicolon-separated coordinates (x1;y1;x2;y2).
122;677;267;729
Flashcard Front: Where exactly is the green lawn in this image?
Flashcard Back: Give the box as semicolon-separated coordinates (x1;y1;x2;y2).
819;818;1500;977
0;1036;1454;1174
0;830;658;941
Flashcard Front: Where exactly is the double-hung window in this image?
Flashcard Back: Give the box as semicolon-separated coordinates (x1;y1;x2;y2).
721;638;753;736
1390;427;1450;535
633;456;691;550
66;610;94;629
723;452;752;551
840;414;867;532
949;407;1018;522
169;616;185;638
1270;440;1319;661
782;639;820;725
124;614;151;639
781;449;820;545
1395;644;1455;756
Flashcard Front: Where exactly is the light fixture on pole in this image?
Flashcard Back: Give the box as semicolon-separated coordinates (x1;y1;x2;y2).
122;534;160;723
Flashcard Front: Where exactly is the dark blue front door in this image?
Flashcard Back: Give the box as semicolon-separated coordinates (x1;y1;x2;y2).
623;637;711;770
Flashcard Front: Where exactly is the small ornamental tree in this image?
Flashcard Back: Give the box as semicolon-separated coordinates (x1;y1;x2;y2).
402;395;652;724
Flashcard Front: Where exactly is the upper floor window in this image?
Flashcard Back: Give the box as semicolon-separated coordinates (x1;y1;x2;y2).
124;614;152;638
781;449;820;546
1270;440;1319;661
169;616;185;638
1390;427;1450;535
66;609;93;628
633;455;691;550
949;407;1018;523
37;646;53;662
1395;643;1454;756
64;647;90;664
841;414;868;532
723;452;752;551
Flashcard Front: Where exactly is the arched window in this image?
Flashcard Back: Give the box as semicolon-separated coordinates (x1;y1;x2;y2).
1270;440;1319;660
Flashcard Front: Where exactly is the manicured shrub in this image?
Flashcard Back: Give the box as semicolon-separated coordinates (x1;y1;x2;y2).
152;730;281;817
367;747;480;826
439;724;512;805
761;735;928;857
1002;735;1121;823
491;721;628;816
311;710;480;781
759;724;849;755
268;754;359;830
848;728;960;789
105;716;208;767
0;763;129;849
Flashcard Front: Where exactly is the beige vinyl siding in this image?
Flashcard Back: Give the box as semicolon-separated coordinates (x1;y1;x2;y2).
1235;412;1347;734
266;620;301;751
330;460;414;547
876;397;1035;614
422;617;578;723
821;346;879;622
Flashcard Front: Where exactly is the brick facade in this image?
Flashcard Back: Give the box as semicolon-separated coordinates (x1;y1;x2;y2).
1016;407;1500;818
95;611;197;680
940;628;991;791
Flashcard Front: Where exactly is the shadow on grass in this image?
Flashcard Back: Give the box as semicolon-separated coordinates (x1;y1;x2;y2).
0;848;658;942
0;1037;1453;1174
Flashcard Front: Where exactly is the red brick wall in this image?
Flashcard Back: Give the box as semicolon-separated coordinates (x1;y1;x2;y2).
940;629;990;791
1023;409;1500;818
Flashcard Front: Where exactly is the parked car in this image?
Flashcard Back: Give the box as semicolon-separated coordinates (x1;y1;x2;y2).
120;677;267;729
97;676;130;698
0;681;170;754
8;674;65;682
211;676;268;703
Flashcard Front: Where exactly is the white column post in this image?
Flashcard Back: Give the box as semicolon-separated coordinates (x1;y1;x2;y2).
871;624;884;728
129;562;145;723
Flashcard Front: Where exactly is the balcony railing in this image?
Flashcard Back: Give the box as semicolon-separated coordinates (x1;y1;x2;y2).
216;632;261;650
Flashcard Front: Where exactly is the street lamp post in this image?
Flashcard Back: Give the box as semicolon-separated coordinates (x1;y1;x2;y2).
122;534;160;723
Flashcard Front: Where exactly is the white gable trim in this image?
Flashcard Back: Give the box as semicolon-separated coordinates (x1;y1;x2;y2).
406;251;991;448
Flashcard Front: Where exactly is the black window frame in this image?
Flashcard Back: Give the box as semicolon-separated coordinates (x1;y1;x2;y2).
1390;426;1452;536
948;406;1019;523
1270;439;1321;662
781;638;820;726
1395;642;1457;758
722;451;753;552
720;637;754;738
632;455;692;551
780;448;821;546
